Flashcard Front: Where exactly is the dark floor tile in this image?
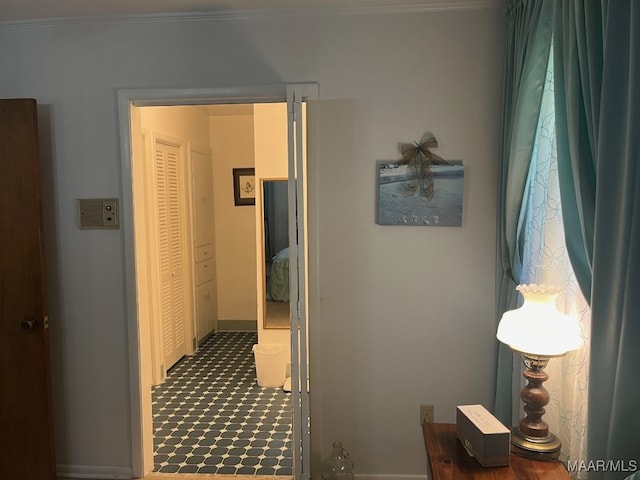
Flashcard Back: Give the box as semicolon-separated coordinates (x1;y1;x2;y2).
152;332;292;474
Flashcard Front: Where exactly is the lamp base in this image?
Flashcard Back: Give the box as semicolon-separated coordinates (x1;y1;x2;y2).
511;427;561;461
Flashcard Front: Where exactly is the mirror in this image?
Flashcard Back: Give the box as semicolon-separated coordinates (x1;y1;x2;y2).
262;179;289;329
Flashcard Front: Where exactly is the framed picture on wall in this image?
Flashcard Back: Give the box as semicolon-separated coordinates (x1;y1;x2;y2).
233;168;256;206
376;159;464;226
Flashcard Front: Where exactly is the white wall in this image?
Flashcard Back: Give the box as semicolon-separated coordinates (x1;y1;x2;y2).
209;113;259;323
139;106;211;147
0;6;504;477
254;103;290;346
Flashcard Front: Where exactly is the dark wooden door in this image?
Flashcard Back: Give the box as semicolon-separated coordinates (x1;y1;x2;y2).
0;98;56;479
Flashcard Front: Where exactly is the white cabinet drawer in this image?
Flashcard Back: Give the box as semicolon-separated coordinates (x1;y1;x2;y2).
195;260;214;285
195;244;213;263
196;281;216;340
196;282;215;314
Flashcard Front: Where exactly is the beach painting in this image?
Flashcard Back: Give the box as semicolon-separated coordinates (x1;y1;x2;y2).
376;160;464;226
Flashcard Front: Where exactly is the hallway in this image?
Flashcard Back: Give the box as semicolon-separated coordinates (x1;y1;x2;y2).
152;332;292;475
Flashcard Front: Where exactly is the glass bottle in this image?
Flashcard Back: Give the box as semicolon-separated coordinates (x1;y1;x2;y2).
321;441;355;480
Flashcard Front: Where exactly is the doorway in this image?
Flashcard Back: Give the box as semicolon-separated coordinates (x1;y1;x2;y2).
137;102;291;474
117;84;315;479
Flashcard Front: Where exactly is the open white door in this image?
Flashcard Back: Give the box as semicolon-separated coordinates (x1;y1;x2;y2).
287;85;311;480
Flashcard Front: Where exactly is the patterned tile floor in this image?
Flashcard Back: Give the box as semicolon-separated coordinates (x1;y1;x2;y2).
152;331;293;475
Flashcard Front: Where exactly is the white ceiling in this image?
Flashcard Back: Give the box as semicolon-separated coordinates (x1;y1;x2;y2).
0;0;504;23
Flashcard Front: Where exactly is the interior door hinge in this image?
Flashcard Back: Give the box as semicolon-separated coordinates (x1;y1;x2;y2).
44;315;49;329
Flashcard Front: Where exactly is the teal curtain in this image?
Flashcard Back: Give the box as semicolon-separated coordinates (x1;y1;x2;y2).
553;0;603;303
493;0;553;424
554;0;640;476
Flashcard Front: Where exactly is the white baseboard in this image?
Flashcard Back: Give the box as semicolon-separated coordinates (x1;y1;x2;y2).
217;319;258;331
357;475;429;480
57;464;132;479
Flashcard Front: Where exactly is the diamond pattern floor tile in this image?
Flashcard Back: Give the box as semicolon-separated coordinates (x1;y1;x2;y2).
152;332;292;475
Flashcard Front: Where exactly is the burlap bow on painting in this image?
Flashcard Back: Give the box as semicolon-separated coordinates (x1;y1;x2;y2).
397;132;449;199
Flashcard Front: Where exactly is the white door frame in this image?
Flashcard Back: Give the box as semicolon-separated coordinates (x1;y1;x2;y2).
287;87;310;480
116;84;318;478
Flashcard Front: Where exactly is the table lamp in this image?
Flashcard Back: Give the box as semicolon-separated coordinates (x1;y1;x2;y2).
496;284;581;460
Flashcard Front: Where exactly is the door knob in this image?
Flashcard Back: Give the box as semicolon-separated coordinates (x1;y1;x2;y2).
21;318;39;331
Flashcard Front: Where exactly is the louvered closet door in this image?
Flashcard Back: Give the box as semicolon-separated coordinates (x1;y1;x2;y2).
155;141;187;370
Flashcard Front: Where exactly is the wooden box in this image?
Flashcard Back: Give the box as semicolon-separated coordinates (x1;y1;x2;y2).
456;404;511;467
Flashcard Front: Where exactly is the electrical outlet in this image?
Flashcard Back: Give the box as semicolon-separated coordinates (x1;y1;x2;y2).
420;404;434;425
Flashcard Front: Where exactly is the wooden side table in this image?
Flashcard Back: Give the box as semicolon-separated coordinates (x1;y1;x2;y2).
423;423;571;479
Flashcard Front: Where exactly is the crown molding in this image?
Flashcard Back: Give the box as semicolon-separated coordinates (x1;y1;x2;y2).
0;0;505;29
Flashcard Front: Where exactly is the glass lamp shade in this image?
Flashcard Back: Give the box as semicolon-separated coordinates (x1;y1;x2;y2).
497;284;581;357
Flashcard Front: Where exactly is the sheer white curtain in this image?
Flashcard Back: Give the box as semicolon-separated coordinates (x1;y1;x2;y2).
519;49;591;477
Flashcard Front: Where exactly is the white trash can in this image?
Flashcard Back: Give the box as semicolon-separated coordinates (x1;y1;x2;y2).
252;344;287;387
